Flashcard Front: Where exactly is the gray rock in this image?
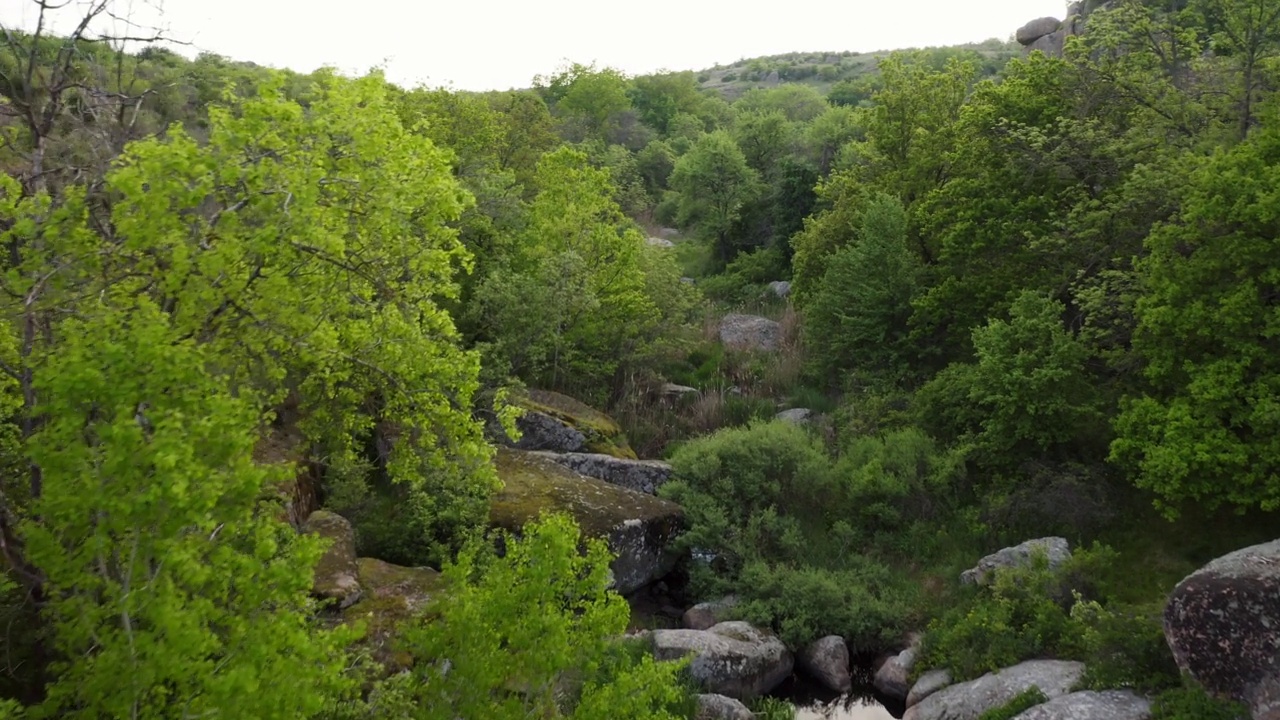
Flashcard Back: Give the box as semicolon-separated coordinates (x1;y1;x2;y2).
775;408;812;424
1016;17;1061;45
908;669;954;707
875;646;918;701
1165;538;1280;719
662;382;699;397
684;596;740;630
766;280;792;298
961;537;1072;586
719;314;782;353
695;693;755;720
1010;690;1151;720
1028;29;1067;56
532;451;674;495
660;227;681;238
652;621;794;700
910;660;1085;720
800;635;852;693
681;277;696;285
647;236;676;248
509;411;586;453
304;510;363;609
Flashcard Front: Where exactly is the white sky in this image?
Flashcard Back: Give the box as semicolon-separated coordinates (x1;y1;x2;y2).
1;0;1069;91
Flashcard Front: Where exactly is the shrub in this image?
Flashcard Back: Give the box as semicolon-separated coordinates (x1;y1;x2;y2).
837;427;966;537
1150;686;1247;720
977;688;1048;720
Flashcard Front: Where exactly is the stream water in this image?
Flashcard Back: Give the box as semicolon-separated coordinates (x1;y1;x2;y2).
772;660;905;720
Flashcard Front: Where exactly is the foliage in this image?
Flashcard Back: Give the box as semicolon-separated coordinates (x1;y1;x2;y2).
750;696;798;720
1150;685;1248;720
976;688;1048;720
669;131;763;263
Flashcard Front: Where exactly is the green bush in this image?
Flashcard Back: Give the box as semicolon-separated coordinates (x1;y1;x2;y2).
977;688;1048;720
837;427;965;537
697;246;789;303
1073;598;1180;692
750;696;797;720
1150;686;1247;720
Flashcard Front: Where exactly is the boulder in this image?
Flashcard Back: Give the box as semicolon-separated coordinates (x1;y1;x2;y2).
509;410;586;453
719;314;782;353
684;596;740;630
304;510;362;609
1016;17;1061;45
659;227;681;238
909;660;1085;720
961;537;1071;586
775;408;812;424
908;668;954;707
1028;29;1067;56
532;451;674;495
1164;538;1280;719
766;280;792;299
491;448;684;594
647;236;676;248
495;389;636;459
799;635;852;693
662;382;700;398
875;646;918;701
342;557;445;670
652;621;794;700
695;693;755;720
1010;690;1151;720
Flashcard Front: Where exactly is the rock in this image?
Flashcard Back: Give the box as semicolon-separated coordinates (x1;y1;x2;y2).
532;451;674;495
496;389;636;459
662;382;699;397
1028;29;1067;56
799;635;852;693
491;448;684;594
961;537;1072;586
304;510;362;609
909;660;1085;720
647;236;676;248
256;427;320;528
509;410;586;453
775;408;812;424
719;314;782;353
908;669;954;707
681;277;696;285
652;621;794;700
342;557;445;670
1164;538;1280;719
660;227;681;238
1016;17;1061;45
875;646;918;701
684;596;740;630
1010;690;1151;720
695;693;755;720
766;280;792;298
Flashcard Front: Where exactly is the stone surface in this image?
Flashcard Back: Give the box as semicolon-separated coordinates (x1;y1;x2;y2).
510;410;586;453
491;448;684;594
875;646;918;701
662;382;700;397
799;635;852;693
1010;690;1151;720
775;408;812;424
304;510;362;609
695;693;755;720
961;537;1072;586
908;668;954;707
342;557;445;671
1164;538;1280;719
652;621;794;700
719;314;782;353
659;227;681;238
766;280;792;298
909;660;1085;720
532;451;674;495
683;596;740;630
1016;16;1061;44
1028;29;1067;56
647;236;676;248
520;389;636;458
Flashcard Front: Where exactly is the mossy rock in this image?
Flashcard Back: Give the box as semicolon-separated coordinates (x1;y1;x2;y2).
491;447;684;594
516;389;637;460
304;510;362;610
341;558;446;672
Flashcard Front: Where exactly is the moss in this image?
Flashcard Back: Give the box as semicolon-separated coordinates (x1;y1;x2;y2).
518;389;637;459
341;558;445;672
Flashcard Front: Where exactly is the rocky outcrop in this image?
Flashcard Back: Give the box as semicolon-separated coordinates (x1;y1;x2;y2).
800;635;852;693
766;280;791;299
961;537;1071;586
875;645;918;701
509;410;587;453
532;451;674;495
775;408;812;424
652;621;794;700
491;448;684;594
1029;29;1068;56
695;693;755;720
908;669;954;707
719;314;782;353
304;510;362;609
342;557;445;671
1164;538;1280;719
907;660;1085;720
1016;17;1061;45
495;389;636;459
647;236;676;248
1009;690;1151;720
684;596;740;630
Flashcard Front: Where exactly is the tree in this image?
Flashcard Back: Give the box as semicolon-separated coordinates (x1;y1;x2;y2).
669;131;761;263
538;63;632;141
1196;0;1280;137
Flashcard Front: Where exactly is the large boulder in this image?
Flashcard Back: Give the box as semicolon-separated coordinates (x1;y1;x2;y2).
342;557;445;671
907;660;1085;720
304;510;362;609
961;537;1072;586
532;451;673;495
1028;29;1067;56
766;280;792;299
684;596;740;630
652;621;794;700
1016;16;1061;44
775;408;812;424
800;635;852;693
491;448;684;594
719;314;782;353
1164;538;1280;719
496;389;636;459
908;669;954;707
875;646;919;701
1009;690;1151;720
695;693;755;720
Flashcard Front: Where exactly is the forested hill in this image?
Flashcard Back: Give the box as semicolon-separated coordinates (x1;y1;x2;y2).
2;0;1280;718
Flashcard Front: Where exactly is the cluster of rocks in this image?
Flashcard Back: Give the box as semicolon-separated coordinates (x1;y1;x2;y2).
1015;0;1094;56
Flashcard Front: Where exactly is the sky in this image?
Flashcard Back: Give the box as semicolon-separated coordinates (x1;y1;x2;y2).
1;0;1069;91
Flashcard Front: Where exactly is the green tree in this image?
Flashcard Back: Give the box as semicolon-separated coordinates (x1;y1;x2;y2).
539;63;632;140
669;131;762;263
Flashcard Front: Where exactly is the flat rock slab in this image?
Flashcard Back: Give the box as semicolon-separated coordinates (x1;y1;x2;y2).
719;314;782;353
532;451;673;495
1010;690;1151;720
652;621;794;700
910;660;1085;720
491;448;684;594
